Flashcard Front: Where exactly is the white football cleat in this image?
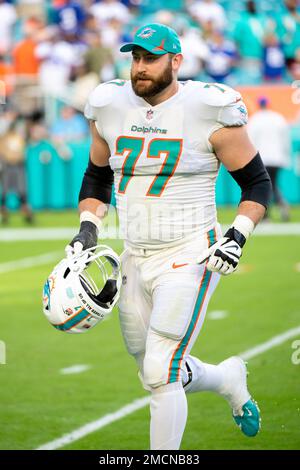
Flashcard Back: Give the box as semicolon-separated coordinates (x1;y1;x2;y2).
218;356;261;437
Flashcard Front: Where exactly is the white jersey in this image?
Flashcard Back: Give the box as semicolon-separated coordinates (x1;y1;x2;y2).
84;79;248;249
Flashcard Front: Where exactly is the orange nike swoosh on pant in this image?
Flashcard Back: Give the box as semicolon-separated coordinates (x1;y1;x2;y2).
172;262;189;269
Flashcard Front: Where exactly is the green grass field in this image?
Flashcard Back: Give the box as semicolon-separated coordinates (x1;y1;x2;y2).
0;209;300;450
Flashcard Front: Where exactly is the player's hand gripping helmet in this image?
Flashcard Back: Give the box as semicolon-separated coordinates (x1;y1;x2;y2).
42;245;121;333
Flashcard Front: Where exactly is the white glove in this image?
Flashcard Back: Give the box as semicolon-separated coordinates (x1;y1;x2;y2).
197;227;246;276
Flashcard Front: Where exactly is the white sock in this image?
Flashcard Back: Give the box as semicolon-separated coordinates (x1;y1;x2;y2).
150;382;187;450
183;355;224;394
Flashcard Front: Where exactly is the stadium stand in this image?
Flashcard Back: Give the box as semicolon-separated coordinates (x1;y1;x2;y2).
0;0;300;211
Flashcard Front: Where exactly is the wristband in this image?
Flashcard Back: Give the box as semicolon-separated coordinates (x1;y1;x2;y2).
80;210;102;231
231;215;255;240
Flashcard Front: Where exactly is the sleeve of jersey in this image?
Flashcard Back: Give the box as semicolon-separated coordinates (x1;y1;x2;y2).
84;99;97;121
83;81;118;134
217;95;248;127
202;85;248;142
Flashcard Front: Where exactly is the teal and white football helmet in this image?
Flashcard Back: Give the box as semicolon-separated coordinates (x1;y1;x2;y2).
42;245;121;333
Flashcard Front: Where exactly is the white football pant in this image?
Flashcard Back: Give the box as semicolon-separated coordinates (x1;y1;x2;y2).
118;226;222;449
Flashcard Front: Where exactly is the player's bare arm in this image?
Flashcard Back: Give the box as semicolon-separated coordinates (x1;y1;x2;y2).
66;121;113;255
197;124;272;275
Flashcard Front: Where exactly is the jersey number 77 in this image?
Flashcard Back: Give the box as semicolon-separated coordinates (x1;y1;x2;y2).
116;136;183;197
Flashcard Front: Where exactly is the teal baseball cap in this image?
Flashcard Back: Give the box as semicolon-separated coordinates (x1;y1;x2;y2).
120;23;181;55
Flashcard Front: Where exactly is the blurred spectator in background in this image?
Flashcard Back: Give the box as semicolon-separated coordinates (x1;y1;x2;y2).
83;11;97;28
188;0;226;31
53;0;86;35
89;0;131;29
205;30;237;83
290;47;300;79
0;0;298;215
17;0;44;20
248;97;291;221
50;105;89;144
70;62;99;111
62;30;89;63
35;27;86;97
154;9;174;27
0;50;15;102
83;30;114;80
0;117;33;224
232;1;270;83
12;16;44;115
275;0;300;71
28;118;48;144
263;32;286;81
0;0;17;54
100;17;128;51
0;109;17;137
178;25;209;81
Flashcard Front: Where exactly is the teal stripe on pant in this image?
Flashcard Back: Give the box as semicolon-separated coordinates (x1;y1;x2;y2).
168;228;217;383
208;227;217;247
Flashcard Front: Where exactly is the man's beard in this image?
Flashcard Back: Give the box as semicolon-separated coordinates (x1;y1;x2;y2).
131;61;173;98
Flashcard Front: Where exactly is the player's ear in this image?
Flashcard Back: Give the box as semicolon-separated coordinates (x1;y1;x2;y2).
171;53;183;71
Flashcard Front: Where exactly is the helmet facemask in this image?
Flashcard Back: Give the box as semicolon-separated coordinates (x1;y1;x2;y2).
78;247;120;310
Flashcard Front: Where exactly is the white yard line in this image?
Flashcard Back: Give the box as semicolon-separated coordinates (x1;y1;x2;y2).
36;397;151;450
207;310;229;320
0;227;117;241
36;324;300;451
0;228;75;242
1;223;300;242
239;325;300;361
252;223;300;236
60;365;92;375
0;251;62;274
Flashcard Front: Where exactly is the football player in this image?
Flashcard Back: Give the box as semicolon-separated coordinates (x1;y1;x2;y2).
67;23;272;449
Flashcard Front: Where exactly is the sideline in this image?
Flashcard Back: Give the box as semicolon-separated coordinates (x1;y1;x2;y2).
1;223;300;242
0;251;62;274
